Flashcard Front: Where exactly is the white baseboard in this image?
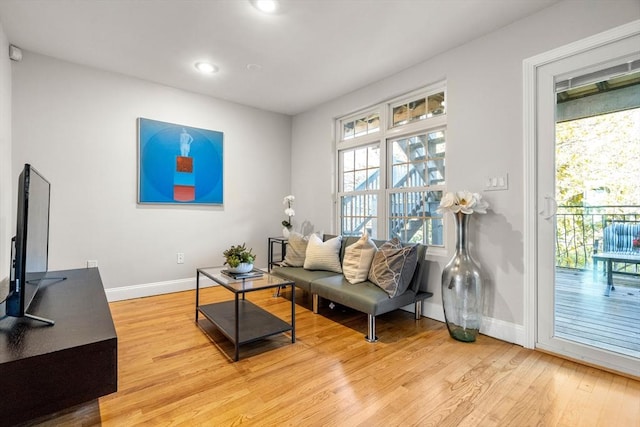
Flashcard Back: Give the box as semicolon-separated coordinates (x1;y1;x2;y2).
107;280;524;346
405;300;525;346
104;276;217;302
419;300;445;322
481;316;525;346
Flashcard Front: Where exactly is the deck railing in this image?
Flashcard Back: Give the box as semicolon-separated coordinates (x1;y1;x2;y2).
556;205;640;271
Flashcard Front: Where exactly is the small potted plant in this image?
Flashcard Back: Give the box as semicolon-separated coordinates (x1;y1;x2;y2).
223;243;256;273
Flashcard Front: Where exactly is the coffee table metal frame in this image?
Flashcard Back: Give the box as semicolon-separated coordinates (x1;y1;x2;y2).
195;267;295;361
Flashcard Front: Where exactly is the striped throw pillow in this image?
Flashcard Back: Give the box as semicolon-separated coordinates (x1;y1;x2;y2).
303;234;343;273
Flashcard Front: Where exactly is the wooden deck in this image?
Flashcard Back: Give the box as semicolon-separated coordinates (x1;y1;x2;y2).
555;268;640;358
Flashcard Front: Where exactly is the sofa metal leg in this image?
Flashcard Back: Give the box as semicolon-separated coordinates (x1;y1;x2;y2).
365;314;378;342
312;294;319;314
415;299;423;320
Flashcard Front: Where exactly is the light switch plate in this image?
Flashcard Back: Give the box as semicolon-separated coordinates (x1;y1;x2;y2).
484;173;509;191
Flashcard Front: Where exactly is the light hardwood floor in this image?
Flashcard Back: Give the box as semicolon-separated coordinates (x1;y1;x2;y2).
26;286;640;426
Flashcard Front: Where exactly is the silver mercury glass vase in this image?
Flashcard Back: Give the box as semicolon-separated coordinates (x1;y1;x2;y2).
441;212;484;342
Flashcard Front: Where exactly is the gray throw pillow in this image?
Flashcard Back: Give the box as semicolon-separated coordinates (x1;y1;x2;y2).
368;238;418;297
281;232;309;267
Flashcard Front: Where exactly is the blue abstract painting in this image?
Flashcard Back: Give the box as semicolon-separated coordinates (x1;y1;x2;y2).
138;118;223;204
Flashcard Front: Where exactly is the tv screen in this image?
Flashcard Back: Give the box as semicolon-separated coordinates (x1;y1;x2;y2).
6;164;51;319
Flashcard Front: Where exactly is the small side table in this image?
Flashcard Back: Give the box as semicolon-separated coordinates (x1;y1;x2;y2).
268;236;288;272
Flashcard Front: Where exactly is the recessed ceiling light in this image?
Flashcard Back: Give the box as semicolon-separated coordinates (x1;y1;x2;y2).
195;62;218;74
252;0;278;13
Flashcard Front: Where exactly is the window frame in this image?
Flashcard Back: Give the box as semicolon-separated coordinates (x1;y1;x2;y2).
336;82;447;253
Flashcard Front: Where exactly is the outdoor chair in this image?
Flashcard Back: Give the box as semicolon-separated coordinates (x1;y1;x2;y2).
592;222;640;295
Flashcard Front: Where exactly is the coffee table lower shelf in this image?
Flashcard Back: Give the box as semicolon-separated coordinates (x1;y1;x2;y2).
197;300;294;361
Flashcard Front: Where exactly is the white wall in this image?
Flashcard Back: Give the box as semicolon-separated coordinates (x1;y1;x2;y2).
0;24;11;291
12;52;292;297
290;0;640;343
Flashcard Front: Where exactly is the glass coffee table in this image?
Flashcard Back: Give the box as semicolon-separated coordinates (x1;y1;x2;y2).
195;267;295;361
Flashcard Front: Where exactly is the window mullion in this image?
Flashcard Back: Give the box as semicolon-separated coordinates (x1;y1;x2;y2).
378;137;387;239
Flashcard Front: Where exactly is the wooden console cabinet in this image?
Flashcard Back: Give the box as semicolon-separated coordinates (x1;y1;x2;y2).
0;268;117;425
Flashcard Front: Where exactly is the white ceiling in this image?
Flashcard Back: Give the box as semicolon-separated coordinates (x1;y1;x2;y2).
0;0;559;115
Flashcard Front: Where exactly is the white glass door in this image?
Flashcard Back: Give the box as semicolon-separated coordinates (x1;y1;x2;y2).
535;29;640;377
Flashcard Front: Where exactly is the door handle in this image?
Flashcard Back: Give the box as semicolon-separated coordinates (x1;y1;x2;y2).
539;195;558;219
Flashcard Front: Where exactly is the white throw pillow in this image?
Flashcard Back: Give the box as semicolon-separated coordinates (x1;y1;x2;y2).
303;234;343;273
343;232;377;284
281;232;309;267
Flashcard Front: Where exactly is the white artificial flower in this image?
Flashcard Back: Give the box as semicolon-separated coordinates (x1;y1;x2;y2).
455;191;475;214
438;190;489;215
436;192;456;214
471;193;489;214
281;194;296;228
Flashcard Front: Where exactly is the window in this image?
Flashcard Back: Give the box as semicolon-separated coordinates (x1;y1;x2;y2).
337;84;447;246
340;144;380;237
342;112;380;140
388;130;445;245
391;91;445;127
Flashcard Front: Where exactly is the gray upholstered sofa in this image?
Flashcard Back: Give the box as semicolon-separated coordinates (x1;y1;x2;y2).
271;234;432;342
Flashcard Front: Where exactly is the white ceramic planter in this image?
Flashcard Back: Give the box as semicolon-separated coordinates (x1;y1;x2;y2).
228;263;253;274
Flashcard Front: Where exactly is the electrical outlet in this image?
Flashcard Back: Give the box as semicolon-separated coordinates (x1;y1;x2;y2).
87;260;98;268
177;252;185;264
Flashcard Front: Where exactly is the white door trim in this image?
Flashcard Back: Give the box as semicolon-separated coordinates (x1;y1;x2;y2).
522;19;640;350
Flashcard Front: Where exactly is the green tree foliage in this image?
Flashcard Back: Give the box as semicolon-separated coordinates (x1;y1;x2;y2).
555;108;640;269
556;108;640;207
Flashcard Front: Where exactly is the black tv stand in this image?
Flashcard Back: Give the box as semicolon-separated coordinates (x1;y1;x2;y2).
0;268;117;425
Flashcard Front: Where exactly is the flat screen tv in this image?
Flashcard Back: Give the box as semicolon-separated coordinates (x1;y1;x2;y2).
6;164;55;325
